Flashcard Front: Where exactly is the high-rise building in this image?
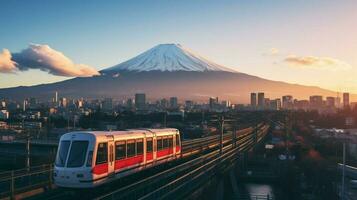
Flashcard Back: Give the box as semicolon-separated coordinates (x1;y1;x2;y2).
185;100;193;109
60;98;67;108
258;92;265;109
326;97;335;107
209;97;218;109
250;93;257;107
55;91;58;103
270;99;281;110
282;95;293;109
135;93;146;110
309;95;323;108
343;92;350;107
102;98;113;111
335;96;341;108
160;98;169;108
169;97;178;108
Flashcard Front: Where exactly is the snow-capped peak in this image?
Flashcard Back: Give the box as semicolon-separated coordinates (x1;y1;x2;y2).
103;43;236;72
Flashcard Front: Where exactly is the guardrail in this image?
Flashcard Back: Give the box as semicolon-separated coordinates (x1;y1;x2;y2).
0;124;269;199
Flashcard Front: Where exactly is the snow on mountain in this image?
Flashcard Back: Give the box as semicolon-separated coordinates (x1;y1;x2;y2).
103;44;236;72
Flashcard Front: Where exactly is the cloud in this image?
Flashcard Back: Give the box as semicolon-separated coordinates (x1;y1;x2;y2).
0;49;17;73
0;44;99;77
284;55;351;71
269;48;279;55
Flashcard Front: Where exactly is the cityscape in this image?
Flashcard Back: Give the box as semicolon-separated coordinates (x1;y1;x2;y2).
0;1;357;200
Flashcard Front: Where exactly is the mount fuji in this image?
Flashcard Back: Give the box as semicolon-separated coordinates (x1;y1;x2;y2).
103;44;235;73
0;44;345;103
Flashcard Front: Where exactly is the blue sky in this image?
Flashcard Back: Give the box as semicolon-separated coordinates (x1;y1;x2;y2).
1;0;357;93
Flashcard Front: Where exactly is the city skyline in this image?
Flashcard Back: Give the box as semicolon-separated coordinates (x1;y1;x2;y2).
0;0;357;94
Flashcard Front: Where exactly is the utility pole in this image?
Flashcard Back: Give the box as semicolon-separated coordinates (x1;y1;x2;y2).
219;115;224;155
163;112;167;128
26;130;30;171
341;142;346;200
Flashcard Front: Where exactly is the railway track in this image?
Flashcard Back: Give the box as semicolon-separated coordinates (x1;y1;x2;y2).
0;124;269;200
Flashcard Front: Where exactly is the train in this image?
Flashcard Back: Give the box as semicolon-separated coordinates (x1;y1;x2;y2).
54;128;181;188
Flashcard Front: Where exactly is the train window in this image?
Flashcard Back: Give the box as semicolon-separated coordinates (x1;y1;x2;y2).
55;140;70;167
163;137;168;149
146;138;153;153
127;140;136;157
115;141;126;160
67;141;89;168
157;137;163;151
96;143;108;165
136;139;143;155
176;134;180;146
168;136;173;148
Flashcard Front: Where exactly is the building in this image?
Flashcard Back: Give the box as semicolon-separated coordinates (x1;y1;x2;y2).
135;93;146;110
209;97;218;109
169;97;178;108
270;99;281;110
343;92;350;108
250;93;257;107
326;97;336;108
282;95;293;109
309;95;323;108
0;110;9;119
102;98;113;111
60;98;67;108
258;92;265;109
160;98;169;108
126;98;134;110
221;100;231;108
185;100;193;109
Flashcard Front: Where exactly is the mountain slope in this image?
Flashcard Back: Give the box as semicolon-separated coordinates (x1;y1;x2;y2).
103;44;235;73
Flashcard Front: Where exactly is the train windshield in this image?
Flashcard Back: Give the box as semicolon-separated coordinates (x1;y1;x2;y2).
55;140;70;167
67;141;89;168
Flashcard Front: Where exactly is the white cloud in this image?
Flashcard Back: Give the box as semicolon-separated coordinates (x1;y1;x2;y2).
0;49;17;73
284;55;352;71
0;44;100;77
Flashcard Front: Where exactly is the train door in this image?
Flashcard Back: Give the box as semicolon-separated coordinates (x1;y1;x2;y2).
107;136;115;177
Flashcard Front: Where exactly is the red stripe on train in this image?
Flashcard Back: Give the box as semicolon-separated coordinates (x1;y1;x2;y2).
146;152;153;160
176;146;181;153
157;148;173;157
114;155;144;170
93;163;108;175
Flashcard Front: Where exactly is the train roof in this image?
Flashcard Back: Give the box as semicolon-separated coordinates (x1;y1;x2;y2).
60;128;179;141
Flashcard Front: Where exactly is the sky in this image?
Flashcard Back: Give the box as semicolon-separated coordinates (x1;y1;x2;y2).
0;0;357;93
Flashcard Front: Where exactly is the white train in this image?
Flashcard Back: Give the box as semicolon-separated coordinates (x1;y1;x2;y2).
54;128;181;188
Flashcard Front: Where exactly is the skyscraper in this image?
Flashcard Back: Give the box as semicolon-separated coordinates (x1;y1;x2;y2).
169;97;178;108
326;97;335;107
250;93;257;107
258;92;265;109
135;93;146;110
55;91;58;103
343;92;350;108
209;97;218;109
309;95;323;108
282;95;293;109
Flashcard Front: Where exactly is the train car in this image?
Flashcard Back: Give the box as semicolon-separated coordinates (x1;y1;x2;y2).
54;128;181;188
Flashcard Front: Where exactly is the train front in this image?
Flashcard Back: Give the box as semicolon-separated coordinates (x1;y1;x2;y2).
54;132;95;188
